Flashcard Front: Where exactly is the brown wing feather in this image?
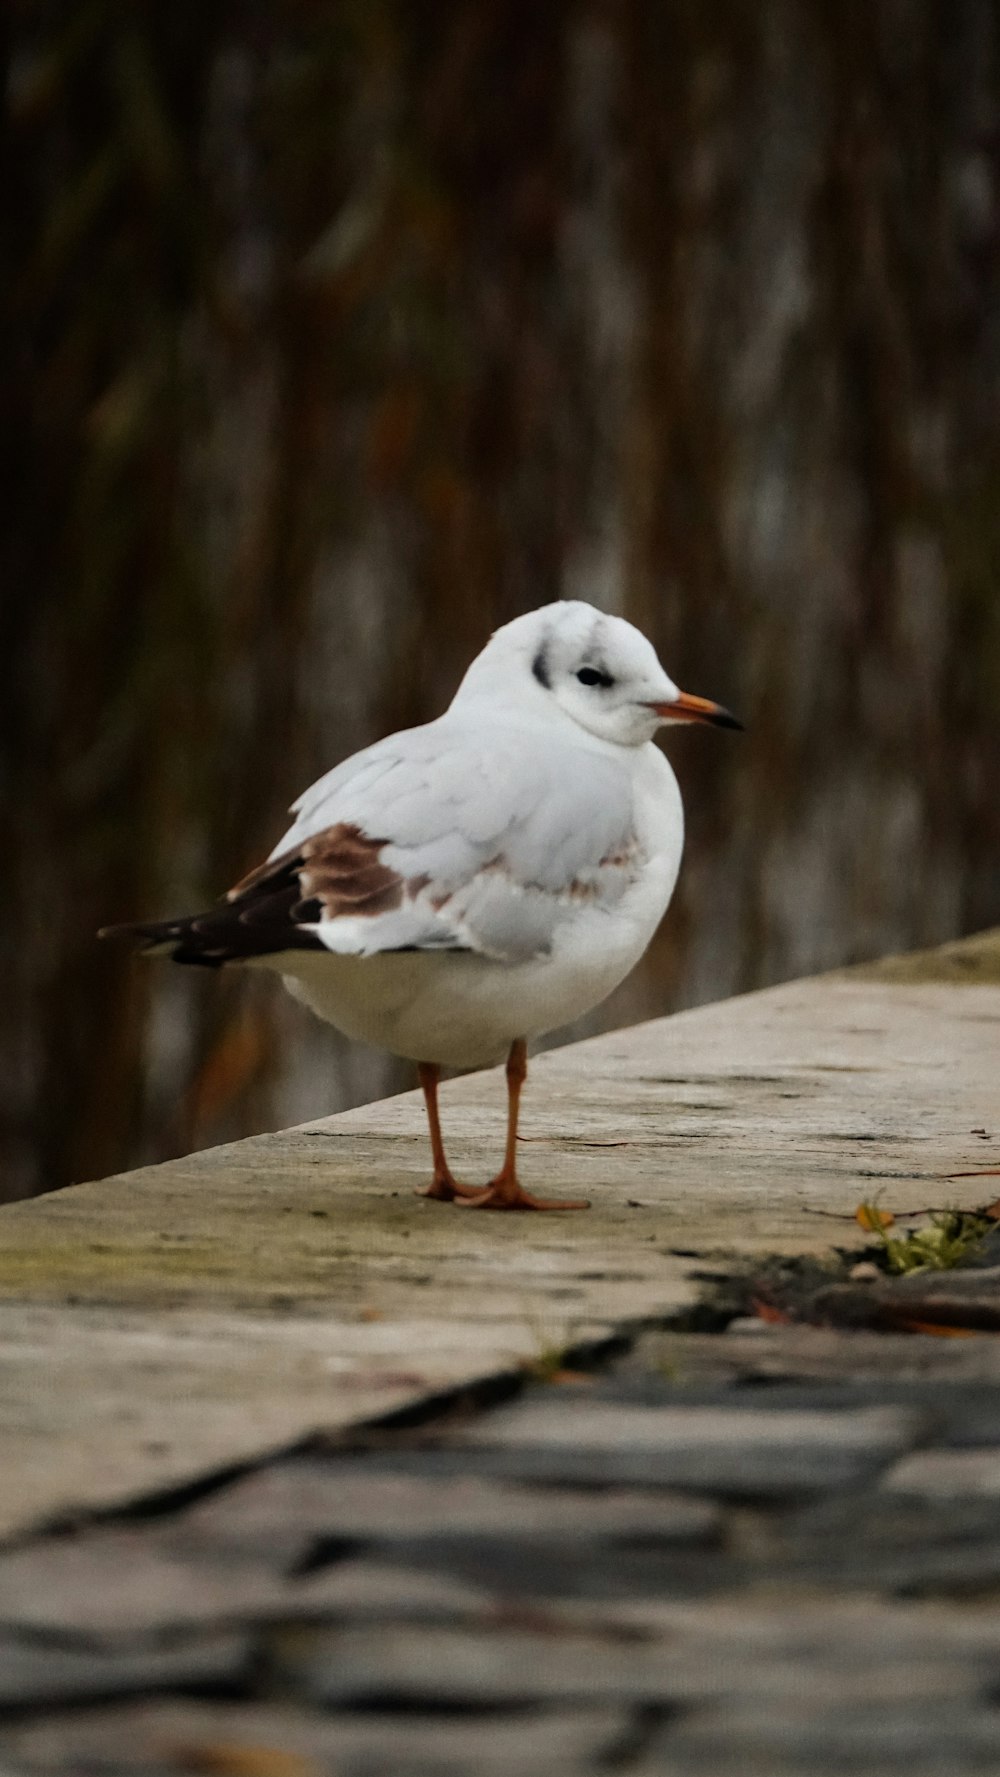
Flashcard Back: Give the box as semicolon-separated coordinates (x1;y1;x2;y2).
102;824;406;967
229;822;404;920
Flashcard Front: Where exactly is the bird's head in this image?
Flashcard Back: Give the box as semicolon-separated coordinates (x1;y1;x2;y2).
456;601;742;748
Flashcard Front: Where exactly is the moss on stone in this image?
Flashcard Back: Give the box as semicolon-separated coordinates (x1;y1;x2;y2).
846;927;1000;986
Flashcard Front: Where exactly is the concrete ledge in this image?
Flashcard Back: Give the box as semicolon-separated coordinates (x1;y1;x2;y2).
0;930;997;1539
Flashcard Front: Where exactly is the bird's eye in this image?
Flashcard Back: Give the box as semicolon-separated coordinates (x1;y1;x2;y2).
576;667;614;688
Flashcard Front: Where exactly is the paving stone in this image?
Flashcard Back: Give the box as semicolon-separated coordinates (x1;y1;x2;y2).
770;1493;1000;1598
600;1595;1000;1686
380;1530;738;1605
0;1526;289;1638
612;1327;1000;1391
267;1600;1000;1712
567;1372;1000;1453
274;1622;679;1708
458;1401;922;1494
883;1264;1000;1305
0;1631;250;1711
0;1698;626;1777
0;1534;504;1640
882;1449;1000;1500
179;1458;722;1551
811;1276;1000;1335
648;1700;1000;1775
286;1558;495;1621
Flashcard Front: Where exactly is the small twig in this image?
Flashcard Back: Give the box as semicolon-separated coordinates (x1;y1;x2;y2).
802;1204;947;1222
517;1135;633;1148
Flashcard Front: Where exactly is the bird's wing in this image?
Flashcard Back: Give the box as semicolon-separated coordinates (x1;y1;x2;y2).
228;715;640;962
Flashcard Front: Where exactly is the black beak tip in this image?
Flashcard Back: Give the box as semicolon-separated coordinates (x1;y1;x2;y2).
715;707;744;732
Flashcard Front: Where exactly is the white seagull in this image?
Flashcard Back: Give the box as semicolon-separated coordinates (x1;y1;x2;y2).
104;601;740;1210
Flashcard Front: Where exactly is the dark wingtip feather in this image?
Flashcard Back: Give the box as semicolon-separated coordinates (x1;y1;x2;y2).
98;920;173;945
98;893;325;964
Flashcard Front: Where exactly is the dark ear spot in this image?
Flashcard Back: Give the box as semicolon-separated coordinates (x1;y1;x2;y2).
531;645;551;689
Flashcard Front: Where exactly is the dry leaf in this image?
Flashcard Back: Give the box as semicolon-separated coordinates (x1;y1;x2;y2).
856;1203;895;1232
181;1745;318;1777
750;1296;792;1324
891;1318;978;1339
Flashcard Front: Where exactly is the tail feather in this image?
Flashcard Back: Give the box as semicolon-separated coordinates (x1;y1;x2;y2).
99;915;226;966
98;892;324;967
99;847;327;967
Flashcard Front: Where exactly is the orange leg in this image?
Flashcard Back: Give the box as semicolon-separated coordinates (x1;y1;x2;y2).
415;1063;484;1201
457;1039;590;1212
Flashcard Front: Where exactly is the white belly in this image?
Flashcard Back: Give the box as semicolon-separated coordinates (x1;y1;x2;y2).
275;894;657;1067
260;744;684;1068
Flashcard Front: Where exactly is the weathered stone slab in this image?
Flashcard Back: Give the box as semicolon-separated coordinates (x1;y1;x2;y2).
0;1526;287;1638
0;1699;626;1777
747;1489;1000;1600
625;1326;1000;1391
0;1630;249;1711
0;938;996;1537
882;1449;1000;1499
0;1301;611;1541
284;1559;494;1622
604;1594;1000;1663
273;1600;1000;1710
0;1477;720;1639
852;926;1000;986
650;1701;1000;1777
280;1622;677;1708
458;1401;922;1494
178;1460;721;1555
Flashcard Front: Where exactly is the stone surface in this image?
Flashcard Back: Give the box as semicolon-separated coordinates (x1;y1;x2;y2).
1;934;1000;1775
277;1603;1000;1712
850;926;1000;986
882;1449;1000;1499
0;940;997;1539
2;1314;1000;1772
624;1325;1000;1390
1;1699;627;1777
279;1622;680;1708
0;1631;249;1711
0;1526;288;1637
651;1702;1000;1776
178;1461;721;1553
459;1401;922;1493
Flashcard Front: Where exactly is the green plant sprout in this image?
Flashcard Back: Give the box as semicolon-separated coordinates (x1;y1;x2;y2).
858;1205;995;1276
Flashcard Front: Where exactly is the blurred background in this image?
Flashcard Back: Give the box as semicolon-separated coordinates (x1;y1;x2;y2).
3;0;999;1204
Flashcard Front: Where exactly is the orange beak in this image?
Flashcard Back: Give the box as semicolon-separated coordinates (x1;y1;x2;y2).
649;690;743;730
